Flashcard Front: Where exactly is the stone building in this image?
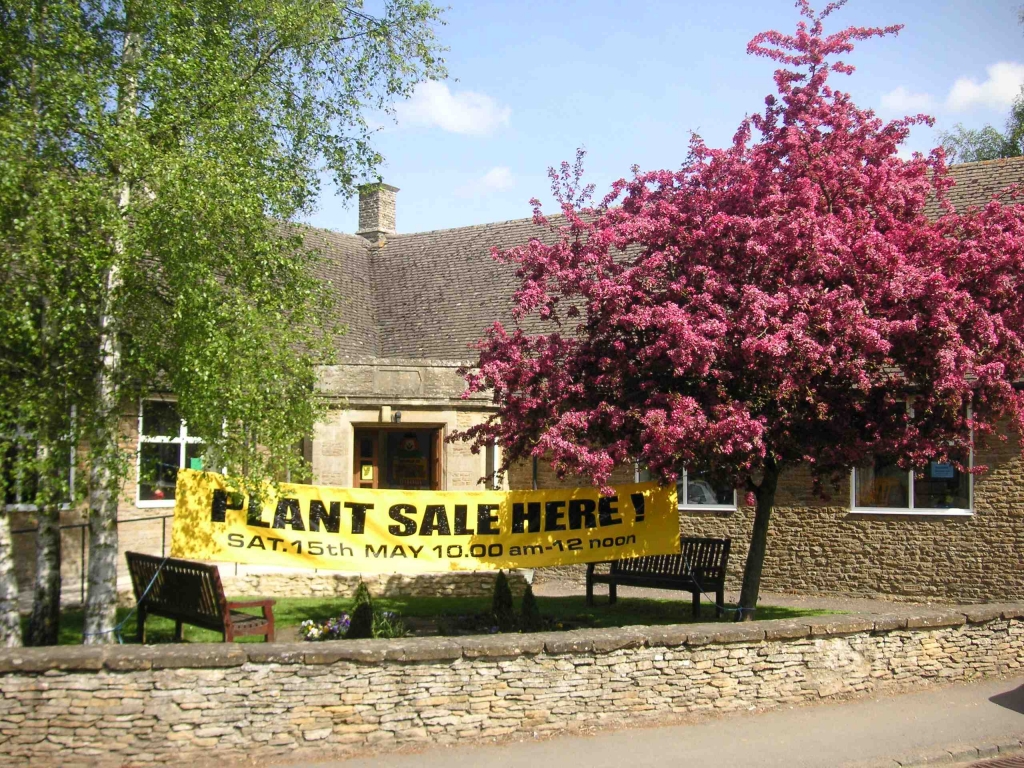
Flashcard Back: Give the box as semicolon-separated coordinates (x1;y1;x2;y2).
11;158;1024;604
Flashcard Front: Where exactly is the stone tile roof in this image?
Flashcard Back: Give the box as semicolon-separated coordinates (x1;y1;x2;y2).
371;217;557;360
924;155;1024;218
294;224;379;358
305;157;1024;364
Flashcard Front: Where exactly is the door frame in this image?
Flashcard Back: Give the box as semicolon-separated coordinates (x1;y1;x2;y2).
351;424;446;490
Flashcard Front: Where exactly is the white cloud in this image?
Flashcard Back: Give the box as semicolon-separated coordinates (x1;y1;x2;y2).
945;62;1024;112
480;166;514;191
396;81;511;136
457;167;516;198
880;86;935;113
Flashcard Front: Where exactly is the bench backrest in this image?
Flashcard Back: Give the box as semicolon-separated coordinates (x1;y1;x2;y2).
125;551;228;630
611;537;731;582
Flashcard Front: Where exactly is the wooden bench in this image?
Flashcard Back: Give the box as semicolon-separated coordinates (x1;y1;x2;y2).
125;551;276;643
585;537;732;618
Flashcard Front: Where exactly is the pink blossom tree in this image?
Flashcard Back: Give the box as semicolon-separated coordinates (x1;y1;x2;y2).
456;1;1024;619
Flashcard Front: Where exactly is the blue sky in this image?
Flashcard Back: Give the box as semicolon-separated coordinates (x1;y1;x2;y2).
303;0;1024;236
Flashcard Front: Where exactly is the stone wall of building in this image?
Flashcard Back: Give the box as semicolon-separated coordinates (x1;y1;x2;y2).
513;439;1024;602
1;604;1021;766
312;358;495;490
678;439;1024;602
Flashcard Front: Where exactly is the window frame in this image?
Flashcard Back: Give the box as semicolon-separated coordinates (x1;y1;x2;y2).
635;466;737;512
136;397;203;509
484;442;501;490
850;403;974;516
849;458;974;516
3;429;75;513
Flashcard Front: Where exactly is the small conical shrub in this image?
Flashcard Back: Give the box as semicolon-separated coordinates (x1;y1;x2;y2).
491;570;517;632
346;582;374;639
519;585;543;632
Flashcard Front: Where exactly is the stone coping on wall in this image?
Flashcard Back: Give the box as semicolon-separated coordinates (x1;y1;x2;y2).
3;602;1022;673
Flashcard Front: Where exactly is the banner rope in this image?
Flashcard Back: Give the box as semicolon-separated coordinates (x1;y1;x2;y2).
81;554;171;644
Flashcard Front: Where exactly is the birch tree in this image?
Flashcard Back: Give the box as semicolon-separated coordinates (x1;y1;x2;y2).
1;0;445;644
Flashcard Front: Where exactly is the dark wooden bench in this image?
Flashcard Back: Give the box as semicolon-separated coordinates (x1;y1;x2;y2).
585;537;732;618
125;551;276;643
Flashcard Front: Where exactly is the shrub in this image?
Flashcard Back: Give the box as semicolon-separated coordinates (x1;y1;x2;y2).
346;582;375;639
519;585;543;632
372;610;407;639
491;570;517;632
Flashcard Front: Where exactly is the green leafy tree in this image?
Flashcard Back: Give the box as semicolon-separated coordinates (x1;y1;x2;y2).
939;92;1024;163
0;0;445;645
491;570;516;632
518;585;543;633
346;581;374;639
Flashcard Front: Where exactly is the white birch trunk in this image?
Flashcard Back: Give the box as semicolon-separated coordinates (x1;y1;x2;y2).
82;210;126;644
27;497;61;646
82;20;137;645
0;508;22;647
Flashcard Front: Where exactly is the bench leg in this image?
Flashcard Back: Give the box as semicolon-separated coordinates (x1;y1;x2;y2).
585;576;594;607
692;590;701;619
265;609;275;643
136;607;147;645
609;582;617;605
716;586;725;619
174;620;184;643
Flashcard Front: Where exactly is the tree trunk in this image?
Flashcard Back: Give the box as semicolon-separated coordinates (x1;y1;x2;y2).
736;462;779;622
83;19;137;646
0;508;22;647
26;500;60;646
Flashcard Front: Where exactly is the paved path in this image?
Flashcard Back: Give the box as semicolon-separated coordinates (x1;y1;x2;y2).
294;676;1024;768
531;578;955;616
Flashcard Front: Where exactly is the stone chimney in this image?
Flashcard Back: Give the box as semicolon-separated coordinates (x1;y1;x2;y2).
356;182;398;242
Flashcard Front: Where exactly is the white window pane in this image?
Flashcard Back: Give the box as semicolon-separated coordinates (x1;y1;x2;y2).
185;443;205;472
139;443;181;501
914;460;970;509
142;401;181;438
3;442;38;505
855;459;909;508
684;472;734;506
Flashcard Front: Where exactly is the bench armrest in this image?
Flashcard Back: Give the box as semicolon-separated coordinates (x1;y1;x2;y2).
227;599;276;612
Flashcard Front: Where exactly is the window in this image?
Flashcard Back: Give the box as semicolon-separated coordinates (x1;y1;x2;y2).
852;399;973;515
484;442;500;490
351;427;442;490
137;399;204;506
2;431;74;511
3;439;39;510
852;455;972;514
636;467;736;511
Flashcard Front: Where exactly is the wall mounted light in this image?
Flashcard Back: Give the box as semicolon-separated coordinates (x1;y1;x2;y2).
393;411;402;423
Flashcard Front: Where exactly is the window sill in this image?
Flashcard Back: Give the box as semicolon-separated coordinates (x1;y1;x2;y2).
848;508;973;517
679;504;736;514
136;500;176;509
4;503;73;513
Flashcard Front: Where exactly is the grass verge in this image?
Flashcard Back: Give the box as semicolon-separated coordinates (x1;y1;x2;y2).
34;594;834;645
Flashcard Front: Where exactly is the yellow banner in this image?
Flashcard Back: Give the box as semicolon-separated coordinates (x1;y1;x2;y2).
170;470;679;573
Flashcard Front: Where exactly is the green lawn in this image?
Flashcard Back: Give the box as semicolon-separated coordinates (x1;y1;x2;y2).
36;594;833;645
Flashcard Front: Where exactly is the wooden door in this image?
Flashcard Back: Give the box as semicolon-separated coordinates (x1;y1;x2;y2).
353;430;378;489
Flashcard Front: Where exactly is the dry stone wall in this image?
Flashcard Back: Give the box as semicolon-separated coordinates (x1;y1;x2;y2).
216;570;528;601
1;604;1022;766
